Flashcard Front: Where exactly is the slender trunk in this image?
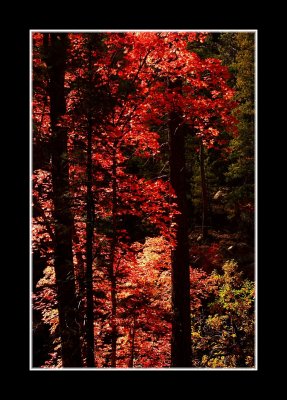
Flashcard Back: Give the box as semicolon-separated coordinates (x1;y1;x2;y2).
128;314;136;368
199;141;208;239
110;146;118;367
110;271;117;367
72;228;86;363
45;33;82;367
73;229;86;301
85;117;95;367
168;79;192;367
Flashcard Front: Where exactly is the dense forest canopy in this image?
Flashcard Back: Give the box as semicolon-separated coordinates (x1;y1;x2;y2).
32;31;255;369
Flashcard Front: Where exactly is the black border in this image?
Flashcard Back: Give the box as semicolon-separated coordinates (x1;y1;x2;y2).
14;9;266;387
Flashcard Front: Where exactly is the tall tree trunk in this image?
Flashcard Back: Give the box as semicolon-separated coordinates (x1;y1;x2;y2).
110;146;118;367
110;271;117;367
45;33;82;367
199;141;208;239
168;80;192;367
128;314;136;368
85;116;95;367
72;228;87;363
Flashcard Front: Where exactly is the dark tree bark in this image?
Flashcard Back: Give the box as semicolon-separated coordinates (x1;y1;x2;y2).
33;138;51;172
199;141;209;239
85;116;95;367
168;79;192;367
110;269;117;367
110;146;118;368
44;33;82;367
72;227;87;361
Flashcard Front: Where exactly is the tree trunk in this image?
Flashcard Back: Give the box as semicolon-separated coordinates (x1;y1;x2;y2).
110;271;117;367
85;116;95;367
110;146;118;368
199;141;209;239
168;79;192;367
45;33;82;367
72;228;87;363
128;314;136;368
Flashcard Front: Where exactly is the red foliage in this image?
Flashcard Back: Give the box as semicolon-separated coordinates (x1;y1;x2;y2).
32;31;236;368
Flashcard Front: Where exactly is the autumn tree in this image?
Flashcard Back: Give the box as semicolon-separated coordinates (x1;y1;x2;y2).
166;78;192;366
62;32;179;367
138;33;236;366
42;33;82;367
